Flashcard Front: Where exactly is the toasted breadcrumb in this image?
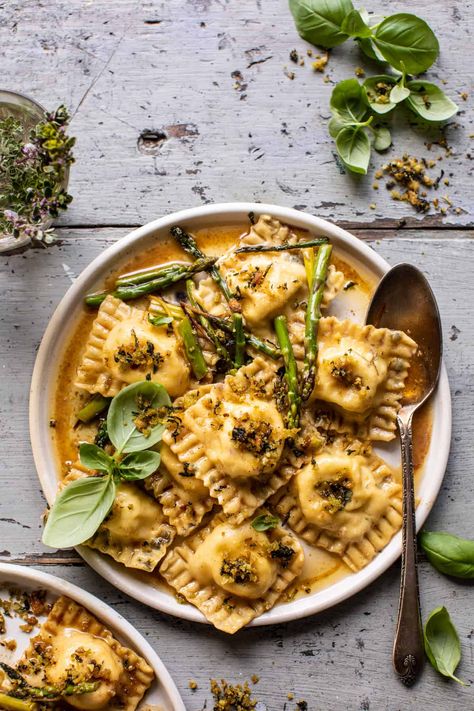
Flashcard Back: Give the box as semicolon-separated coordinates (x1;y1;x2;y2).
210;679;256;710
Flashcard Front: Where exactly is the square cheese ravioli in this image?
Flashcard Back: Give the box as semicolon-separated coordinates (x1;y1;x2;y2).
272;437;402;571
160;511;304;633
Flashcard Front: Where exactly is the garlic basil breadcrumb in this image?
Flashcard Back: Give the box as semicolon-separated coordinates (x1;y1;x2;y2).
46;214;425;633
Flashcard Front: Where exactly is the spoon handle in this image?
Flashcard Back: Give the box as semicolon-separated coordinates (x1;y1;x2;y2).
393;411;424;686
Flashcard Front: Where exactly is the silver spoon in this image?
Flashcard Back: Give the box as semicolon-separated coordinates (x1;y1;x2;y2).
366;262;442;687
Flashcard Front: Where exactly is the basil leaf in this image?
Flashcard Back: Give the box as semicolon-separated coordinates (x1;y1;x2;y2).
328;115;348;138
372;13;439;75
42;475;116;549
406;81;458;122
341;9;371;38
330;79;369;124
335;126;370;174
389;83;410;104
358;37;386;63
148;313;173;327
107;381;171;454
289;0;354;49
424;607;466;685
420;531;474;578
251;514;281;532
118;450;161;480
372;125;391;151
79;443;115;473
363;75;397;114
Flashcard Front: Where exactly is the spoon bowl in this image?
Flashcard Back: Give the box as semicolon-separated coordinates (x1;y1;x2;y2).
366;262;443;686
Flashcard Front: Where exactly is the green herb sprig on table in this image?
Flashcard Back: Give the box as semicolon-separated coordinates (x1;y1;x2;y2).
289;1;458;174
42;381;170;549
423;607;467;685
0;105;75;243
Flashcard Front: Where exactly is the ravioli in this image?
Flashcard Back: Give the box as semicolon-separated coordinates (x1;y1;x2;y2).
272;437;402;571
162;358;298;522
160;512;304;633
64;465;175;571
18;596;154;711
310;317;418;440
75;295;191;398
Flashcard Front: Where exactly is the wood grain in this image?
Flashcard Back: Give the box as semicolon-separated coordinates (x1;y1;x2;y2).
1;228;473;709
0;0;472;228
1;0;474;706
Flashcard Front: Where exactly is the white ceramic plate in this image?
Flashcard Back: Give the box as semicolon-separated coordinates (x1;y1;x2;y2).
0;562;185;710
30;203;451;627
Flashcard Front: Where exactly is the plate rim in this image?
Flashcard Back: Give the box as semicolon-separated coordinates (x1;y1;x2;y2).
0;561;185;710
29;201;452;627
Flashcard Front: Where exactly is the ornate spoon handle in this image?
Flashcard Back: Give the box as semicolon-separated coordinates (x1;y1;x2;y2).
392;409;424;686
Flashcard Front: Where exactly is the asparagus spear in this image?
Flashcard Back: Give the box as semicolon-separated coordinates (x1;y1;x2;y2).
171;226;245;367
148;296;208;380
177;316;208;380
0;694;37;711
274;315;300;431
76;394;111;423
185;281;233;369
234;237;329;254
233;313;245;368
84;257;216;307
300;244;333;402
116;261;190;287
183;303;280;360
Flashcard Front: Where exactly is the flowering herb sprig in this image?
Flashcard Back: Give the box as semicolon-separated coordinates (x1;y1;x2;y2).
0;104;75;244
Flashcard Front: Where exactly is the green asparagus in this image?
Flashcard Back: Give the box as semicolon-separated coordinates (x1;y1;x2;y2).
177;316;208;380
185;280;233;369
116;261;190;287
301;244;333;402
274;315;301;431
171;226;246;367
76;394;111;423
84;257;216;307
0;694;37;711
235;237;329;254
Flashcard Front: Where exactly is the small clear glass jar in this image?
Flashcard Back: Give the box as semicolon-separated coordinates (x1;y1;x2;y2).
0;90;67;252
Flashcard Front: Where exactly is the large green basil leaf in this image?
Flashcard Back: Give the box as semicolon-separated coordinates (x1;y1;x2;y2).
363;75;397;114
372;13;439;75
330;79;369;123
341;9;371;38
420;531;474;578
424;607;466;685
107;381;171;454
79;443;115;473
118;450;161;480
406;81;458;122
358;37;386;63
42;475;116;549
335;126;370;174
289;0;354;48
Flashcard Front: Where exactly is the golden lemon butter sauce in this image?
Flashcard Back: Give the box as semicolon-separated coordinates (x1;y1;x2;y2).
52;223;432;603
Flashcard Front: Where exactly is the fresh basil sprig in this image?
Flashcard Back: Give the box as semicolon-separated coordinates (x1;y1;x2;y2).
251;514;281;532
289;0;354;49
329;79;391;174
424;607;467;685
289;1;458;175
42;381;169;549
290;1;439;72
420;531;474;579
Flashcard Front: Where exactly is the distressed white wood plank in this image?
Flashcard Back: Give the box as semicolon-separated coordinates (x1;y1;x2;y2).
0;231;473;711
0;0;472;227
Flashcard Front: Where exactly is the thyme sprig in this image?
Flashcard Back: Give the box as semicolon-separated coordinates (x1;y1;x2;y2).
0;105;75;243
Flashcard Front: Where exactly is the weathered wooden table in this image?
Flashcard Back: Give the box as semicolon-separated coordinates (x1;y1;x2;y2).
1;1;473;708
